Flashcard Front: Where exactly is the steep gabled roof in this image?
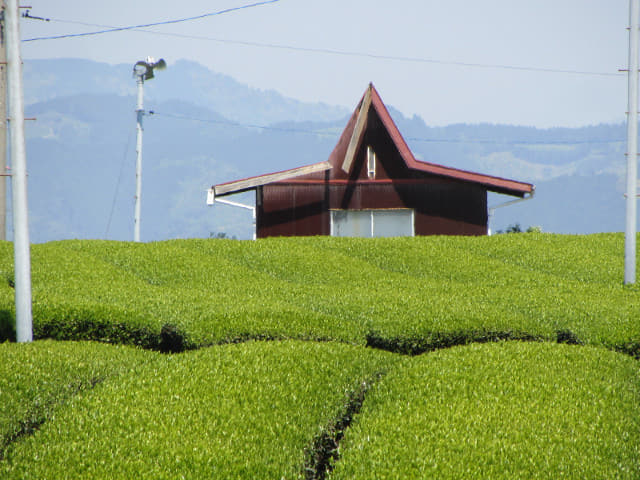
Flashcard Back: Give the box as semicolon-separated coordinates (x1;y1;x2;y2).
211;83;534;198
329;83;534;197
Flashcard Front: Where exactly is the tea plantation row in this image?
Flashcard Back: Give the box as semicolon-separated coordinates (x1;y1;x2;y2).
2;340;638;479
1;340;400;479
0;234;638;354
0;234;638;478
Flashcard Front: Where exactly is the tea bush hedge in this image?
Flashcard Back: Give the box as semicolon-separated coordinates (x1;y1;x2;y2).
29;240;367;347
0;234;634;354
1;341;398;479
1;234;638;478
0;340;151;459
2;341;636;479
330;342;640;480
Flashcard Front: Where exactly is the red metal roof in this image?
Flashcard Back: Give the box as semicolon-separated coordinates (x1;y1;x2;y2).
346;84;533;197
212;83;534;198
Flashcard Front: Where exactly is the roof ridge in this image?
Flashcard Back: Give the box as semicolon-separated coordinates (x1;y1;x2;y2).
212;83;534;198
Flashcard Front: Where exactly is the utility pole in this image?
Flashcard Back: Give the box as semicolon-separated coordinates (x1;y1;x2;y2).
6;0;32;341
134;72;144;242
0;0;7;241
625;0;639;285
132;57;165;242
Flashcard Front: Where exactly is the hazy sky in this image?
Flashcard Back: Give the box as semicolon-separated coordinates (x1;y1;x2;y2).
20;0;628;127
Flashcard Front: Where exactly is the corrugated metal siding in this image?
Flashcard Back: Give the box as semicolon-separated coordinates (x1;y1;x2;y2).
257;184;328;237
258;180;487;237
411;182;487;235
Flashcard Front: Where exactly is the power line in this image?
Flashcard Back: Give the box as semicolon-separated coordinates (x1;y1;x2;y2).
149;110;626;145
149;111;342;138
105;130;133;239
23;6;621;78
406;136;625;146
128;32;627;77
22;0;280;42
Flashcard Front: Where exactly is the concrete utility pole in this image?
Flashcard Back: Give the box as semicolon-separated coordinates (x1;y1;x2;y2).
0;0;7;241
134;72;144;242
132;57;165;242
6;0;32;341
625;0;639;285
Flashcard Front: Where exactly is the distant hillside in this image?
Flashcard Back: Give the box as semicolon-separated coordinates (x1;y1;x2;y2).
17;58;633;242
23;92;342;242
23;59;348;126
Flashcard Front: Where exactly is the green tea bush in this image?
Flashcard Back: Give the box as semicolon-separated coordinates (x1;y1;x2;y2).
0;340;152;459
0;242;15;342
1;236;638;479
330;342;640;479
0;235;637;354
1;341;398;479
46;240;368;347
312;235;640;355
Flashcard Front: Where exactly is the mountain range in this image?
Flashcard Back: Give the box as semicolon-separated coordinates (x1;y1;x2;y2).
16;58;633;242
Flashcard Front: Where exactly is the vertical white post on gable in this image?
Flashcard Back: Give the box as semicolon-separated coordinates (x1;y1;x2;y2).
625;0;639;284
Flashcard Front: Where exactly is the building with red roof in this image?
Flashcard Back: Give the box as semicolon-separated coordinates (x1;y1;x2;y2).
209;84;534;238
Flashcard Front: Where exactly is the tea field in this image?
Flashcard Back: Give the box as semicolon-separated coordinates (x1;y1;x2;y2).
0;234;638;478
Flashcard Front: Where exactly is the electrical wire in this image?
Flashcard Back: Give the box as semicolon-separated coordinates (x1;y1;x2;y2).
105;130;133;238
153;34;624;77
118;31;628;77
148;111;341;137
23;4;621;78
149;111;625;145
22;0;280;42
407;136;625;145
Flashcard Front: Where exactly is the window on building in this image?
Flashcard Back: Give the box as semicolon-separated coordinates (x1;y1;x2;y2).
331;209;414;237
367;146;376;179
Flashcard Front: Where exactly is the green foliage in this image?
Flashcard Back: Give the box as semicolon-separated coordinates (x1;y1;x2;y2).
331;342;640;479
505;222;522;233
0;235;638;478
1;341;398;479
0;235;637;354
0;340;151;459
494;223;542;234
0;311;15;342
209;231;237;240
0;242;15;342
